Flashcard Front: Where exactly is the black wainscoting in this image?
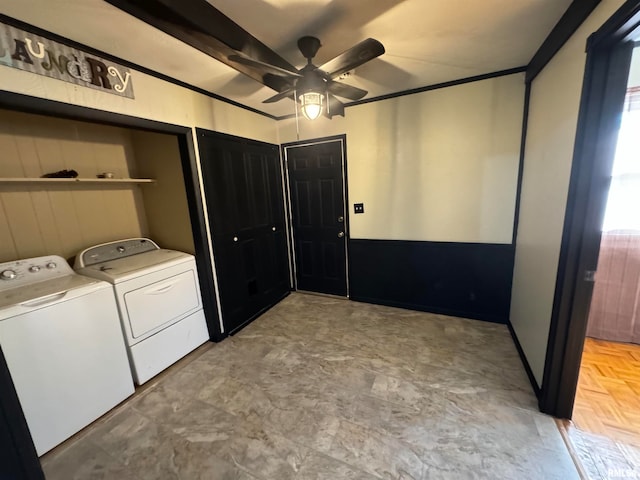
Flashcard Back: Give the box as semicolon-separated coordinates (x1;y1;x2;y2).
349;239;514;323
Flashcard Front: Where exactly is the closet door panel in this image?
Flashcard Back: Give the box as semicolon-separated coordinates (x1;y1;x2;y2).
266;151;286;228
260;229;289;303
231;151;253;234
246;152;271;229
213;236;246;329
198;130;289;335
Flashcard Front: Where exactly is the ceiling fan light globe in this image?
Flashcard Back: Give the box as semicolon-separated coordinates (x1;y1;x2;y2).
302;104;322;120
299;92;324;120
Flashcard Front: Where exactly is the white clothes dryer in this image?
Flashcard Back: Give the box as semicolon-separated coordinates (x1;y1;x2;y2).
0;255;134;455
75;238;209;385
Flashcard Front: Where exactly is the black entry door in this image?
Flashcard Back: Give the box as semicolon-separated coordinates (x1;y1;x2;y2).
285;138;347;296
198;131;289;334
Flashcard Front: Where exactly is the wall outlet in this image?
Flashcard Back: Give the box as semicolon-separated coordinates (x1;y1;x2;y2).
354;203;364;214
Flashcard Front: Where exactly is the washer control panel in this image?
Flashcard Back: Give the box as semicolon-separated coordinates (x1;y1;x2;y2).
0;255;72;291
75;238;160;268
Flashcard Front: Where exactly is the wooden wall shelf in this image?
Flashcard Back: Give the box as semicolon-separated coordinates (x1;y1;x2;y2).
0;178;155;185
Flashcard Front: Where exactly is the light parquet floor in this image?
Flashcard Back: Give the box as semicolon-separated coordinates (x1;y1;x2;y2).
573;337;640;447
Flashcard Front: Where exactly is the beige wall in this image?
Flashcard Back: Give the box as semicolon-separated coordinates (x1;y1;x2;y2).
0;109;148;262
132;131;195;255
628;47;640;87
278;74;525;244
0;64;278;145
0;111;204;263
510;0;626;386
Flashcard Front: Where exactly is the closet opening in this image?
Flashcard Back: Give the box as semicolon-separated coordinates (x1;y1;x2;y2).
0;92;220;340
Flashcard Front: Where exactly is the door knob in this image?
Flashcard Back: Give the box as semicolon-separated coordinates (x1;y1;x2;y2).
338;231;345;238
337;216;344;223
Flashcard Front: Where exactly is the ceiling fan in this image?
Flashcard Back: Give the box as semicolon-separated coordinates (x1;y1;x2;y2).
105;0;385;120
228;36;385;120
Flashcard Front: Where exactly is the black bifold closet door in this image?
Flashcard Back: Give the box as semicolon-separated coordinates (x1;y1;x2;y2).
197;129;290;334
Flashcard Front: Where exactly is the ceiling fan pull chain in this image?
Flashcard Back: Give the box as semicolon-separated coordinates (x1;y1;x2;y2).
294;88;300;141
326;91;330;117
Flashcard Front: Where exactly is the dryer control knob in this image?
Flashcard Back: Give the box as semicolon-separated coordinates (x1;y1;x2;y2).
1;269;17;280
46;262;57;269
29;266;40;273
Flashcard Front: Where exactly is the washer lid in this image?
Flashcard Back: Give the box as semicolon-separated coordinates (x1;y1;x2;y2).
75;249;193;284
0;274;106;310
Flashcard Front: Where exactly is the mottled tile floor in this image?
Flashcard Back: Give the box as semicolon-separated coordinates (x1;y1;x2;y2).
560;419;640;479
41;293;580;480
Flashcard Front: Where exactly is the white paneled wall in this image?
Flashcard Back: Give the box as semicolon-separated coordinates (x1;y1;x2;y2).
0;109;148;262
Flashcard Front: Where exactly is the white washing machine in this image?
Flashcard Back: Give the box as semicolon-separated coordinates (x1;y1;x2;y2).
75;238;210;385
0;255;134;456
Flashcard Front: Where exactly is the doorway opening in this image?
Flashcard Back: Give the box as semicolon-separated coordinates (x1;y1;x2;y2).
282;135;349;297
572;52;640;449
540;2;640;474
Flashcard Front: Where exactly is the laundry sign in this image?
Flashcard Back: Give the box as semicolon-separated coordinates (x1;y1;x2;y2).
0;22;134;99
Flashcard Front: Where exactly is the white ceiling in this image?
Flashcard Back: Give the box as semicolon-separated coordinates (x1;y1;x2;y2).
1;0;573;117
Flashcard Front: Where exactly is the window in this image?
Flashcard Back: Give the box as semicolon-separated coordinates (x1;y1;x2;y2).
602;87;640;233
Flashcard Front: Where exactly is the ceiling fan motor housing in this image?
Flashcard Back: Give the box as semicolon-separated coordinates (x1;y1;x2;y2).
297;36;322;61
296;67;326;95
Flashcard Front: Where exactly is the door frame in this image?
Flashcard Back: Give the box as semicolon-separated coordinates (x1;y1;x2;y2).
281;134;350;297
540;0;640;418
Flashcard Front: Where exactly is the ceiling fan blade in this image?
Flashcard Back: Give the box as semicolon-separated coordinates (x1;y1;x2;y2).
319;38;385;80
324;94;345;119
228;54;302;79
106;0;297;92
263;88;295;104
327;81;368;101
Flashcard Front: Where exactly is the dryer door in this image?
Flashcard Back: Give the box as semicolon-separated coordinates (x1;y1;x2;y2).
123;269;200;339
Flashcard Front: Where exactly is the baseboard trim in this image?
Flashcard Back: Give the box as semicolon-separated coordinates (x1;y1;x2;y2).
210;331;228;342
296;290;349;301
507;320;542;398
350;295;506;324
